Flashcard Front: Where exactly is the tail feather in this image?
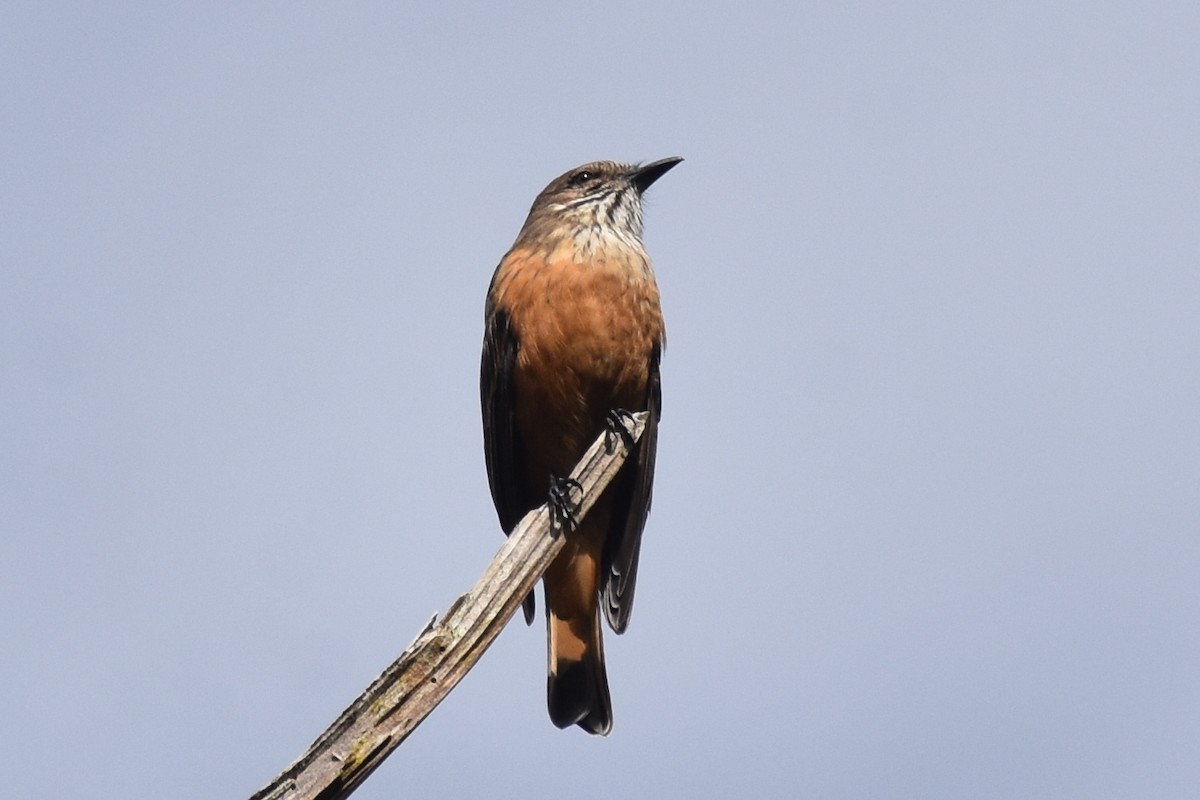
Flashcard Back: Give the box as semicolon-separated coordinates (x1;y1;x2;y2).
543;512;613;735
547;609;612;735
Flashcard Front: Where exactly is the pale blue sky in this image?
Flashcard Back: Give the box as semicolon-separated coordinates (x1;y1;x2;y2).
3;3;1198;798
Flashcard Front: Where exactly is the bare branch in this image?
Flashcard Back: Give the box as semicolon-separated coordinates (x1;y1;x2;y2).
249;412;649;800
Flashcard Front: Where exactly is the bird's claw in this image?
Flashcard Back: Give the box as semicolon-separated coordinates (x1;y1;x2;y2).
548;475;583;536
604;408;638;454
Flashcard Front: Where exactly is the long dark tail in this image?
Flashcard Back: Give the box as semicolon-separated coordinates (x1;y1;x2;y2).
547;604;612;735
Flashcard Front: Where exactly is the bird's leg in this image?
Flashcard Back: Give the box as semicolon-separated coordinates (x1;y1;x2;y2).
547;475;583;536
604;408;638;455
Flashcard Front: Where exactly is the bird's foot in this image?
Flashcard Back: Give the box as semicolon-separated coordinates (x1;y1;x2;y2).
604;408;638;454
548;475;583;536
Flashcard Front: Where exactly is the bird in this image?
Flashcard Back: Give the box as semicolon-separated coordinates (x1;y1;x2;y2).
480;157;681;734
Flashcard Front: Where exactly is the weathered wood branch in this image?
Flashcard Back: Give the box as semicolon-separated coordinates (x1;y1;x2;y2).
248;412;648;800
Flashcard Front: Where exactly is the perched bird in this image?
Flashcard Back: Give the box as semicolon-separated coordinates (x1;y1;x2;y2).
481;157;681;734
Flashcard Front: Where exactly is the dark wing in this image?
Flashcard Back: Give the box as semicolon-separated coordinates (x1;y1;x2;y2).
480;301;536;624
601;343;662;634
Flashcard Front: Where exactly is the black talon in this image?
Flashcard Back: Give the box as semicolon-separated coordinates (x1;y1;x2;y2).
548;475;583;536
604;408;638;454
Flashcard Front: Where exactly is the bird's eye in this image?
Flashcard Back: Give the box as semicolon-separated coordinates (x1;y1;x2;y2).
569;170;593;186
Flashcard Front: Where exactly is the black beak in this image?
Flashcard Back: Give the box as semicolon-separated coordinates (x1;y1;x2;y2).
630;156;683;194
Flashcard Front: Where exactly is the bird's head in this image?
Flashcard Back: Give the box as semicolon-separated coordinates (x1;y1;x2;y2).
517;157;682;250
